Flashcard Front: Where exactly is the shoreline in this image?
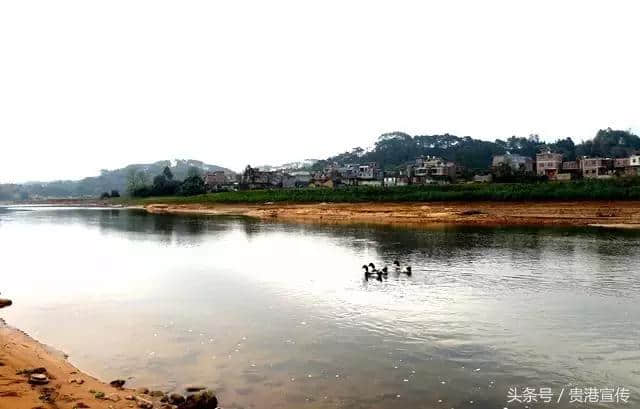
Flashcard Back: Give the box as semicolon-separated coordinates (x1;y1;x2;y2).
5;199;640;228
0;318;213;409
142;200;640;228
0;318;135;409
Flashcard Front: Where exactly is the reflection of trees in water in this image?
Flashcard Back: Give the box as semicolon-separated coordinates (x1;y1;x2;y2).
232;220;640;295
38;209;640;265
29;209;640;295
72;209;640;282
237;217;264;238
93;210;233;246
237;222;553;262
226;218;640;263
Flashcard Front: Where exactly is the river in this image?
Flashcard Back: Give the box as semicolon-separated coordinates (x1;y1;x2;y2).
1;206;638;408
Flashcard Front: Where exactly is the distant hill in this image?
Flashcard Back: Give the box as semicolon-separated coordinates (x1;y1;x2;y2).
313;128;640;171
257;159;319;172
1;159;233;200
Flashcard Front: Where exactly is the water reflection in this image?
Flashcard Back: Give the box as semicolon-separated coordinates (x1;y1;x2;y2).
1;206;639;409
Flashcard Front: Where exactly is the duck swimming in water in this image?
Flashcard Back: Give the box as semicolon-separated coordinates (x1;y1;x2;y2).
363;263;384;281
362;264;371;278
362;263;382;281
392;260;412;276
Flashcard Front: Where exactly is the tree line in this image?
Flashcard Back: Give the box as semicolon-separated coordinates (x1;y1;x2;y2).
126;166;206;197
313;128;640;172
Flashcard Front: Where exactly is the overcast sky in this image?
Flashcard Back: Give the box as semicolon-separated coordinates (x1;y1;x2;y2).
1;0;638;182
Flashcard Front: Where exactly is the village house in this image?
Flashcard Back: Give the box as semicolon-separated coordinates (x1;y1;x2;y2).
203;171;229;191
629;154;640;176
310;162;383;187
552;155;638;180
351;163;383;186
614;158;630;169
492;154;533;173
310;164;343;188
241;166;283;189
336;163;382;186
339;164;360;186
557;160;580;180
383;170;409;187
581;157;614;179
536;152;563;179
613;158;634;177
473;174;493;183
282;171;312;188
408;156;457;184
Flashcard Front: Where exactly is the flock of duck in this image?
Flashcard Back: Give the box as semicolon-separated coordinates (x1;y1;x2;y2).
362;260;412;281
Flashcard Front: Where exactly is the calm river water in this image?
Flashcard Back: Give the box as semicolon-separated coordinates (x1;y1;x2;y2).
1;206;639;409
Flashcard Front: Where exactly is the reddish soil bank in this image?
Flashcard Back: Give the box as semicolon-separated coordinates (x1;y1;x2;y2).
144;201;640;228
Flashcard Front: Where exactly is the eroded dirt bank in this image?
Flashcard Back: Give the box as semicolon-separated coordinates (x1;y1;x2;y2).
0;318;212;409
144;201;640;228
0;319;136;409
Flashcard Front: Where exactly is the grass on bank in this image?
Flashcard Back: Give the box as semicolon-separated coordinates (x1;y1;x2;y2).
114;178;640;205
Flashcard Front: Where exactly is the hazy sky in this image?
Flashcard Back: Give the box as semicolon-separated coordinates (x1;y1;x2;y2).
1;0;638;182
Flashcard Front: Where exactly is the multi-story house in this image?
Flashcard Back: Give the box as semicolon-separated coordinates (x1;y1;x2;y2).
282;171;312;188
339;163;382;186
241;166;283;189
581;158;614;179
558;160;581;180
536;152;563;179
613;155;640;177
408;156;457;184
203;171;228;191
492;154;533;173
614;158;630;169
383;170;409;187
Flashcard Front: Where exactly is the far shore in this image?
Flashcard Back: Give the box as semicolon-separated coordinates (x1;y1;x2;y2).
142;200;640;228
5;199;640;228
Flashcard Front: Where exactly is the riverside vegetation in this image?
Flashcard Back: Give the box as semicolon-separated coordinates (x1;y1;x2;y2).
118;177;640;205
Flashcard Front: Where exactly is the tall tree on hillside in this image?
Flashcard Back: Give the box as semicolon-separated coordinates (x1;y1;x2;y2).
550;138;576;160
187;166;202;178
576;128;640;158
179;175;206;196
163;166;174;180
373;132;414;168
126;170;149;195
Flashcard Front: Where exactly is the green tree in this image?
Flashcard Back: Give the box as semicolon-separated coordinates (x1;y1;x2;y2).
187;166;202;178
126;170;149;195
550;138;576;160
163;166;174;180
179;175;206;196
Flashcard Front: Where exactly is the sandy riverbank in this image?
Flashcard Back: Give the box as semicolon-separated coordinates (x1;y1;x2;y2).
0;318;214;409
143;201;640;228
0;318;137;409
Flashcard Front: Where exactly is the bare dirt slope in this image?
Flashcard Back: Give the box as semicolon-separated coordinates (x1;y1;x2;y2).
144;201;640;228
0;319;160;409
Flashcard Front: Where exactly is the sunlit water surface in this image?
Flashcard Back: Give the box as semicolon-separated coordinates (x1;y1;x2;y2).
1;207;639;409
